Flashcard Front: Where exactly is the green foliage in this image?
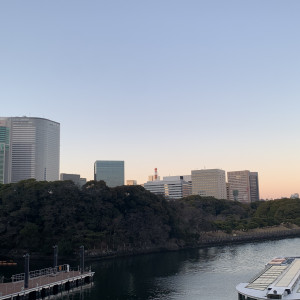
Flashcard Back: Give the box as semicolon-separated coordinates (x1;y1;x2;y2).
19;222;40;250
1;180;300;254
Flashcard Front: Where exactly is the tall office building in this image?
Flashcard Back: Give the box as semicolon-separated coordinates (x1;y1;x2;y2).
249;172;260;202
227;170;251;203
0;117;60;183
191;169;227;199
226;183;231;201
94;160;124;187
0;119;10;184
227;170;260;203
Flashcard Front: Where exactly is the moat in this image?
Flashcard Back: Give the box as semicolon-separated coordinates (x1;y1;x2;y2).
2;238;300;300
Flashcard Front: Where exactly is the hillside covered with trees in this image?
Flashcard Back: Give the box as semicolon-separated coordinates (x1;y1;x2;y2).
0;179;299;256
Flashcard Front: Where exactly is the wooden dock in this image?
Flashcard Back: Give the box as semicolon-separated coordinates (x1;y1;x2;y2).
0;265;94;300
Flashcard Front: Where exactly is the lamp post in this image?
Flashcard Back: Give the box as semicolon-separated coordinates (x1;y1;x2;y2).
53;245;58;271
24;253;30;289
80;246;84;274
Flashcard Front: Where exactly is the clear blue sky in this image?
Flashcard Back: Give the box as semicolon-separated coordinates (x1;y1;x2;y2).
1;1;299;199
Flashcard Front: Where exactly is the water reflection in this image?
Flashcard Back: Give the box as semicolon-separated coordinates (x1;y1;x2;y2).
2;238;300;300
88;238;300;300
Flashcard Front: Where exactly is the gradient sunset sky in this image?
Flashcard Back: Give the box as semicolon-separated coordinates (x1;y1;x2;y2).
1;1;299;199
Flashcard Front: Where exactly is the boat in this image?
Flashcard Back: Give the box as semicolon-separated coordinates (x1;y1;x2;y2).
236;257;300;299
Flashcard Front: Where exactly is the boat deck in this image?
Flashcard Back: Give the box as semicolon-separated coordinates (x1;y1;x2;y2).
237;257;300;299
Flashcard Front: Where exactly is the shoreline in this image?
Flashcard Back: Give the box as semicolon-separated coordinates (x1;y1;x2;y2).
84;225;300;261
3;225;300;262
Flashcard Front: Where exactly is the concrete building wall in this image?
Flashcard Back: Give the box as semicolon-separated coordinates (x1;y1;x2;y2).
191;169;227;199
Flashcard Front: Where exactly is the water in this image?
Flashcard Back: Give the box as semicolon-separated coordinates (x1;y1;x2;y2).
2;238;300;300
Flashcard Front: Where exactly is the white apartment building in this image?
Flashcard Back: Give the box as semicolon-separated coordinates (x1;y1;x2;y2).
191;169;227;199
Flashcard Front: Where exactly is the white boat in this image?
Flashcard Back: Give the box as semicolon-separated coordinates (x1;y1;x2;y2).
236;257;300;299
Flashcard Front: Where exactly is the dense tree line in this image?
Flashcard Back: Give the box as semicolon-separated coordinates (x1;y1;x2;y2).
0;179;298;255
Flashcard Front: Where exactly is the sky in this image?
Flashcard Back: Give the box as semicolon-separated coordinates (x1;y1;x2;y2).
1;1;299;199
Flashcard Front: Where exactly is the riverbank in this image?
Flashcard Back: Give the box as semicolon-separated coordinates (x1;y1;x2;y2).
84;224;300;260
3;224;300;262
197;224;300;247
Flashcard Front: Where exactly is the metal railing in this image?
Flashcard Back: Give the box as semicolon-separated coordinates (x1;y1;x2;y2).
11;264;69;282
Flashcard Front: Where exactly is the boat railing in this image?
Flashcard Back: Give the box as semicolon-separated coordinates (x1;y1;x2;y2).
248;264;272;284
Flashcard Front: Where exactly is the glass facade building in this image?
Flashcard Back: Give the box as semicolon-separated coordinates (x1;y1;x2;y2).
94;160;124;187
249;172;260;202
227;170;260;203
0;117;60;183
0;119;10;184
227;170;251;203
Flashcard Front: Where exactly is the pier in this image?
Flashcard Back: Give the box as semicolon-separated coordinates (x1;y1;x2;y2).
0;246;94;300
0;265;94;300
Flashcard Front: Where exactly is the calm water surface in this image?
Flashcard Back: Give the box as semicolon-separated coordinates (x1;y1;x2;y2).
2;238;300;300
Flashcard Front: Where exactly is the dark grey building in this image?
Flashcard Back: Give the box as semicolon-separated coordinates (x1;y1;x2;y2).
94;160;124;187
249;172;260;202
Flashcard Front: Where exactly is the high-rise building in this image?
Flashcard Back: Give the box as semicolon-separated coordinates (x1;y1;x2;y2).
0;117;60;183
227;170;260;203
191;169;227;199
0;119;10;184
227;170;251;203
94;160;124;187
249;172;260;202
143;177;191;200
226;183;231;200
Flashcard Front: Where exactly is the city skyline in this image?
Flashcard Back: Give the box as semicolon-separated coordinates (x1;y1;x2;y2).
1;1;299;199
